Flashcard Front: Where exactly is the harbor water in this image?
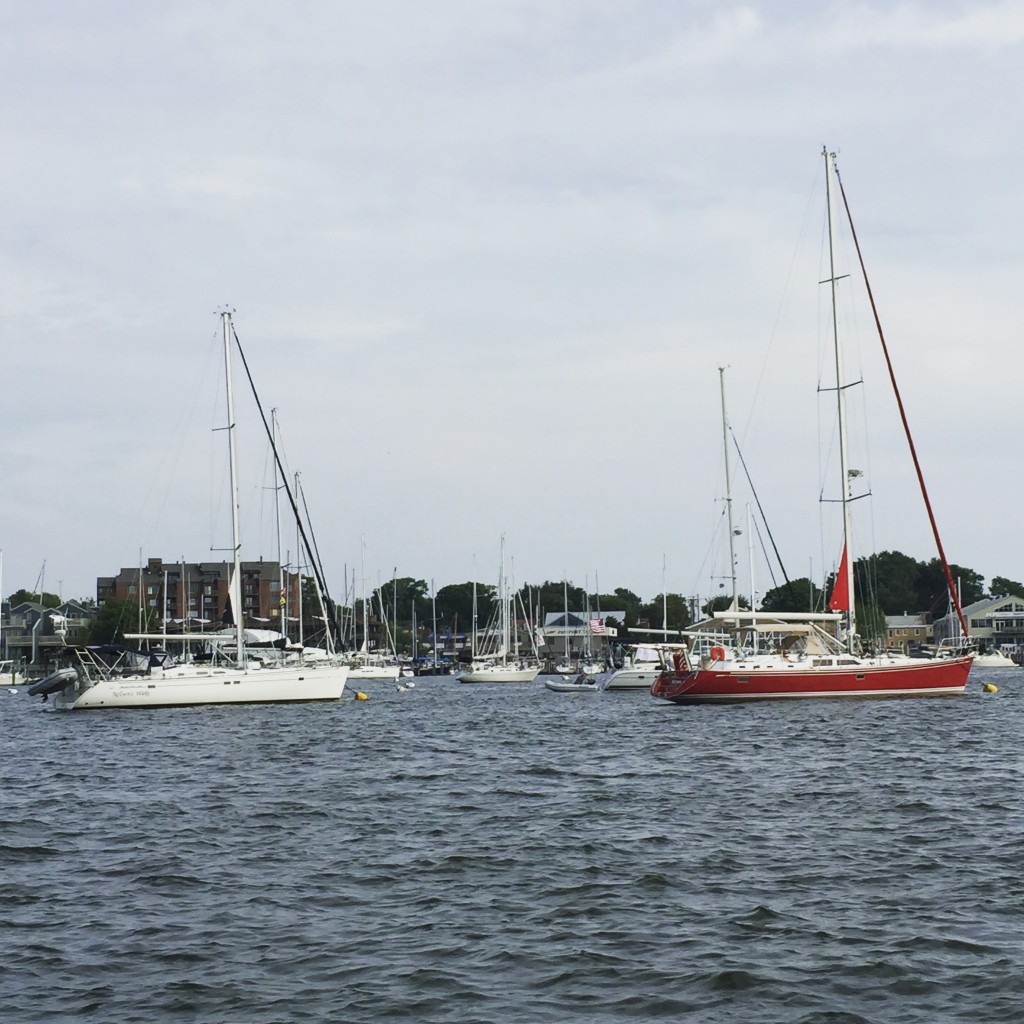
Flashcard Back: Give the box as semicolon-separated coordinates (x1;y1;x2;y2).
3;668;1023;1023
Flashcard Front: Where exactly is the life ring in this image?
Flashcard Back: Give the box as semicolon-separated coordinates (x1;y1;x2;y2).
709;645;726;662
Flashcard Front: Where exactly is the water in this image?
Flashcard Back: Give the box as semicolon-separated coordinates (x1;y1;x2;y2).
2;669;1023;1023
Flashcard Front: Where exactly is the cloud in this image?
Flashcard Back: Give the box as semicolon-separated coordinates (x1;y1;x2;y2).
2;1;1023;602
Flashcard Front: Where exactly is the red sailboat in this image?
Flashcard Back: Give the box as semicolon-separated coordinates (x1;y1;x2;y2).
652;149;973;705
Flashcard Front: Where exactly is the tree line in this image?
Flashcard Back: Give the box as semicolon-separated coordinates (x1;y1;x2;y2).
7;553;1023;647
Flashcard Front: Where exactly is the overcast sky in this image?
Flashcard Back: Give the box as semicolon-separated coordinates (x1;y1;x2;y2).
2;1;1022;608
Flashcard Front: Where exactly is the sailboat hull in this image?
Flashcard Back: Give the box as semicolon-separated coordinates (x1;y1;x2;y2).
52;664;349;709
651;656;972;703
604;667;663;690
458;665;539;683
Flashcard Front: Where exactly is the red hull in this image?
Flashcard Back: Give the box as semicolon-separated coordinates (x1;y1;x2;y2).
650;657;972;703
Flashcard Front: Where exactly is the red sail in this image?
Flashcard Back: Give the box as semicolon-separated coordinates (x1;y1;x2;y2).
828;545;850;612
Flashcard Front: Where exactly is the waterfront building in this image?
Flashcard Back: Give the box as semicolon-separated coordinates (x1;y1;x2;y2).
97;557;301;631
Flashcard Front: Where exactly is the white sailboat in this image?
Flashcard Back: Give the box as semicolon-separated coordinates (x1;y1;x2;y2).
459;539;540;684
31;311;349;709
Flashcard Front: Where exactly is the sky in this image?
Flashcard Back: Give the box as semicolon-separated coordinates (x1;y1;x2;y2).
2;0;1023;609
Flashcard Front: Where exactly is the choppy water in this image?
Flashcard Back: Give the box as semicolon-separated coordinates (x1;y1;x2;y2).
2;667;1023;1023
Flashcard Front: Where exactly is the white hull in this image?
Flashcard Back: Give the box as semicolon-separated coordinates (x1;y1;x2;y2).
458;664;540;684
603;666;663;690
52;663;349;709
347;664;402;681
544;677;599;693
0;662;24;687
971;651;1017;669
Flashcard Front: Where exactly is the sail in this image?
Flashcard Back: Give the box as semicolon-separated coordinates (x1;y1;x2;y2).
828;545;850;612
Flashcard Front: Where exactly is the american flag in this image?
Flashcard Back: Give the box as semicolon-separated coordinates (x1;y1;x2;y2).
589;617;606;635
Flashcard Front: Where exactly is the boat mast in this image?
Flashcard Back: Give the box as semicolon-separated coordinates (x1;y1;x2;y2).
832;153;972;644
296;472;304;647
824;149;857;650
221;310;245;666
271;408;287;642
431;578;438;670
661;555;668;637
718;367;738;610
499;535;508;663
563;577;569;661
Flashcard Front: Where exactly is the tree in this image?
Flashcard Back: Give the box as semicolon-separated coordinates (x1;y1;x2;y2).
637;593;693;632
702;594;751;616
760;577;823;614
990;576;1024;599
7;588;62;609
916;560;984;613
373;577;430;630
856;601;888;647
857;550;922;616
435;582;495;634
90;599;158;644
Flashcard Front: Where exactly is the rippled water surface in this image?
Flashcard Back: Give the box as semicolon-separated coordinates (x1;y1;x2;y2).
3;668;1024;1023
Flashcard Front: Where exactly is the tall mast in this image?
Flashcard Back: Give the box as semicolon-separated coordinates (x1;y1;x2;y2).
271;408;286;641
661;555;668;636
499;535;507;662
832;152;971;643
824;148;857;648
718;367;738;610
431;578;438;670
563;576;569;660
221;311;245;665
295;471;304;647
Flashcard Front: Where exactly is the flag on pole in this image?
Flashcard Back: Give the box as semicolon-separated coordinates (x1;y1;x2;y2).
589;617;606;635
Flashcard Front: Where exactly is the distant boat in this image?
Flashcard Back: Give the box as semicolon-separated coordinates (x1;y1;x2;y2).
34;312;349;710
544;674;600;693
460;660;539;684
603;644;679;691
0;659;25;687
0;553;24;687
346;650;402;682
458;538;539;684
653;149;971;705
971;649;1017;669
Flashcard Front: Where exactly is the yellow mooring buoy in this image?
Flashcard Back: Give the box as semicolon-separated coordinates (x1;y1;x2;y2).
983;682;999;694
355;690;369;701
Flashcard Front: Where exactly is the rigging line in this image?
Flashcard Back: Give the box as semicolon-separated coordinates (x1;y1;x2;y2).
833;162;970;642
729;427;793;592
229;325;345;650
738;160;823;448
298;479;331;618
750;513;780;592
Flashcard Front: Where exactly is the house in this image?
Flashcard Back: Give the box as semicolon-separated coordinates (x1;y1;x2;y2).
540;609;621;660
932;594;1024;650
0;601;91;670
884;613;930;653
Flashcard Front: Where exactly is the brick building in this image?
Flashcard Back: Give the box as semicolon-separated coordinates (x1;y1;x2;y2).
97;557;300;631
